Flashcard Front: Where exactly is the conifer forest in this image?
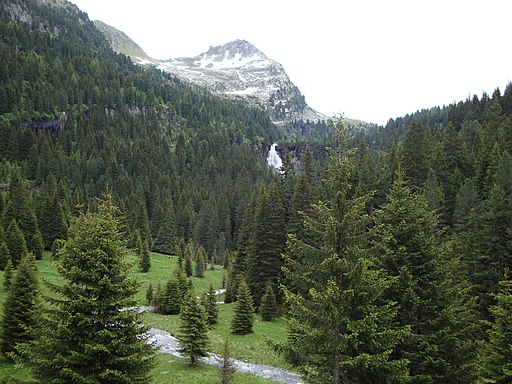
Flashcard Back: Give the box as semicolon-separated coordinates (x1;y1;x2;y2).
0;1;511;383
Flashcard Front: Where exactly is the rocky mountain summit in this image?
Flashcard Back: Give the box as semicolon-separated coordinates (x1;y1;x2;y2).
96;21;326;123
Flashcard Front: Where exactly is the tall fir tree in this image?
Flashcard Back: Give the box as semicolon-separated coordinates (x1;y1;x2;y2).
481;267;512;383
28;195;155;383
201;284;219;327
5;219;27;267
3;169;44;259
0;253;41;360
231;277;255;335
37;173;68;250
195;245;206;278
259;282;278;321
178;290;209;367
277;128;409;384
0;240;10;271
370;172;478;383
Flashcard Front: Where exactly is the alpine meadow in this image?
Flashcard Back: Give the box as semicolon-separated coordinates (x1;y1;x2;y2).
0;1;511;383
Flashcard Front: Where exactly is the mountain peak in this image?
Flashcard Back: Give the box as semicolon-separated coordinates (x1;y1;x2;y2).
204;39;267;61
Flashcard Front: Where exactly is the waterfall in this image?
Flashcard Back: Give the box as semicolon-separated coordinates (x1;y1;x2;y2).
267;143;283;172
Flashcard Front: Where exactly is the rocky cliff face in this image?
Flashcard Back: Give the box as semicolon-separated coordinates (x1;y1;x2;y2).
95;22;326;124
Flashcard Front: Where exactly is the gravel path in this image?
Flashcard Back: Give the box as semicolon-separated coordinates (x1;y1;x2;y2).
148;328;303;384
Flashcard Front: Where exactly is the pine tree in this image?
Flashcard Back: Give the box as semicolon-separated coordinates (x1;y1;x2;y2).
28;195;155;383
178;290;209;367
5;219;27;267
195;245;206;278
201;284;218;327
259;282;278;321
217;339;236;384
481;268;512;383
139;239;151;273
3;259;14;290
3;169;44;259
0;240;10;271
276;126;409;384
159;276;182;315
231;277;254;335
37;173;68;250
146;283;154;305
371;172;478;383
184;245;193;277
1;253;41;360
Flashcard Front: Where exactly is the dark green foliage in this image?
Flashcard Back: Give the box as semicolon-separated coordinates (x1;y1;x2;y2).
247;181;286;307
178;290;209;367
0;240;9;271
146;283;154;305
28;196;155;383
37;174;68;250
184;246;193;277
195;245;206;278
370;173;478;383
159;276;182;315
259;282;278;321
201;284;219;327
139;239;151;273
481;268;512;383
5;220;27;268
0;253;41;360
3;170;43;259
3;258;14;290
277;131;409;384
217;339;236;384
231;277;255;335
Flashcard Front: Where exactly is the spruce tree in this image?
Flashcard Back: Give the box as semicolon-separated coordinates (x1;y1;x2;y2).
3;169;44;259
195;245;206;278
0;253;41;360
259;282;278;321
139;239;151;273
277;127;409;384
177;290;209;367
371;172;478;383
146;283;154;305
217;339;236;384
3;258;14;290
0;240;10;271
5;219;27;267
159;276;181;315
201;284;218;327
481;268;512;383
28;195;155;383
231;277;254;335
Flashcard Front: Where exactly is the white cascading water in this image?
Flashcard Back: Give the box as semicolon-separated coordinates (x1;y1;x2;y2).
267;143;283;172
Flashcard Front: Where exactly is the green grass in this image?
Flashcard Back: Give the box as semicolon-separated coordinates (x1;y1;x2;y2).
0;251;293;383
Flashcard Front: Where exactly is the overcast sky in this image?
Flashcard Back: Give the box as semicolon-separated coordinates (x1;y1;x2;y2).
70;0;511;125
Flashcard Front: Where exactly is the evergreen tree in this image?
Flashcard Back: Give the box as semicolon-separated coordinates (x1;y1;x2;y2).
231;277;255;335
5;219;27;268
277;129;409;384
159;276;182;315
481;268;512;383
28;195;155;383
195;245;206;278
0;253;41;360
0;240;10;271
37;173;68;250
371;172;478;383
259;282;278;321
247;181;286;307
177;290;209;367
3;169;44;259
3;259;14;290
217;339;236;384
146;283;154;305
184;245;193;277
201;284;218;327
139;239;151;273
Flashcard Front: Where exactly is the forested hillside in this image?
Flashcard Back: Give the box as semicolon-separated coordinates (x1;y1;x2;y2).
0;0;511;383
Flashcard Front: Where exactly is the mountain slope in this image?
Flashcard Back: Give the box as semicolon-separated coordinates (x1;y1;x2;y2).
93;20;148;58
95;22;325;124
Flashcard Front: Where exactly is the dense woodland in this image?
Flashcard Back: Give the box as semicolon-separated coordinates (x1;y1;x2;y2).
0;0;511;383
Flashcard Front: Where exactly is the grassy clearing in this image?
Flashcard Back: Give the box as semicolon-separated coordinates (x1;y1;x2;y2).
0;250;292;383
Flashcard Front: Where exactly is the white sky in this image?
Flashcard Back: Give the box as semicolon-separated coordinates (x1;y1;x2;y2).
70;0;512;125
